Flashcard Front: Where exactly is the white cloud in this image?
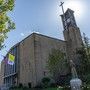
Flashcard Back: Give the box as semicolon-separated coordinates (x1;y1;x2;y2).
20;33;25;36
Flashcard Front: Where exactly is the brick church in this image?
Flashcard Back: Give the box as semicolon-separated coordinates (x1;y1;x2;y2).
0;8;82;87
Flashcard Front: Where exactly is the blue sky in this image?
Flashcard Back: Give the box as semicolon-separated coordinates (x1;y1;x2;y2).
0;0;90;61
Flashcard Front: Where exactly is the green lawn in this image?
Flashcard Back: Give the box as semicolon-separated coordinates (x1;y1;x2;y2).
10;88;63;90
10;86;90;90
43;88;59;90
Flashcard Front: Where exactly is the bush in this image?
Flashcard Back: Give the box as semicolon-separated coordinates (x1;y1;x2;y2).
56;74;71;86
82;85;90;90
41;77;51;88
63;86;70;90
50;83;57;88
84;74;90;84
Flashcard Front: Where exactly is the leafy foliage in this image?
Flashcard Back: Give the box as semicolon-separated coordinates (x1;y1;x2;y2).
76;33;90;84
0;0;15;49
41;77;51;88
47;49;69;83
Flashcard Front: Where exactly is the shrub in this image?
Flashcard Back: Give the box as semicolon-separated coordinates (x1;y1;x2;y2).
41;77;51;88
50;83;57;87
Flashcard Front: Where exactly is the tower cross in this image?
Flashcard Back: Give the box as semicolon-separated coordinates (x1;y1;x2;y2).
60;2;65;15
60;2;67;30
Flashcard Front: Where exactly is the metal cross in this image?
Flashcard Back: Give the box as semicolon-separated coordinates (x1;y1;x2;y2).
60;2;67;30
60;2;65;15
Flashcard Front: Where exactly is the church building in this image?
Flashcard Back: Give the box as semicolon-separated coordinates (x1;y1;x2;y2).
0;8;83;87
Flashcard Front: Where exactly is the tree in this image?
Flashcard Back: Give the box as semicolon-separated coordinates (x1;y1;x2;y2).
76;33;90;84
47;49;69;85
0;0;15;49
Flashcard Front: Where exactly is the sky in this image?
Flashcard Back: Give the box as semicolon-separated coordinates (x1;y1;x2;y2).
0;0;90;61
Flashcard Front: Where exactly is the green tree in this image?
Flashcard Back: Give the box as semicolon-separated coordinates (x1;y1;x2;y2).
76;33;90;84
47;49;69;84
0;0;15;49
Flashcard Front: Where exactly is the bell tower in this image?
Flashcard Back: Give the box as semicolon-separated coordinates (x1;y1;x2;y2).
60;3;83;63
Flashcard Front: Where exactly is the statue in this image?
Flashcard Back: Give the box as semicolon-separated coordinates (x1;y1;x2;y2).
70;60;78;79
70;60;82;90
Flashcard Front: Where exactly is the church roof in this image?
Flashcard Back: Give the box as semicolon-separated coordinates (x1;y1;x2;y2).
6;33;65;55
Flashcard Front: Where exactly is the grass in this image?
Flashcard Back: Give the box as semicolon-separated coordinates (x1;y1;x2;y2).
43;88;59;90
10;85;90;90
10;87;63;90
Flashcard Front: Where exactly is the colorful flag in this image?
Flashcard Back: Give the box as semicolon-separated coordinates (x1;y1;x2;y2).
4;57;8;64
8;53;15;65
9;53;15;61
